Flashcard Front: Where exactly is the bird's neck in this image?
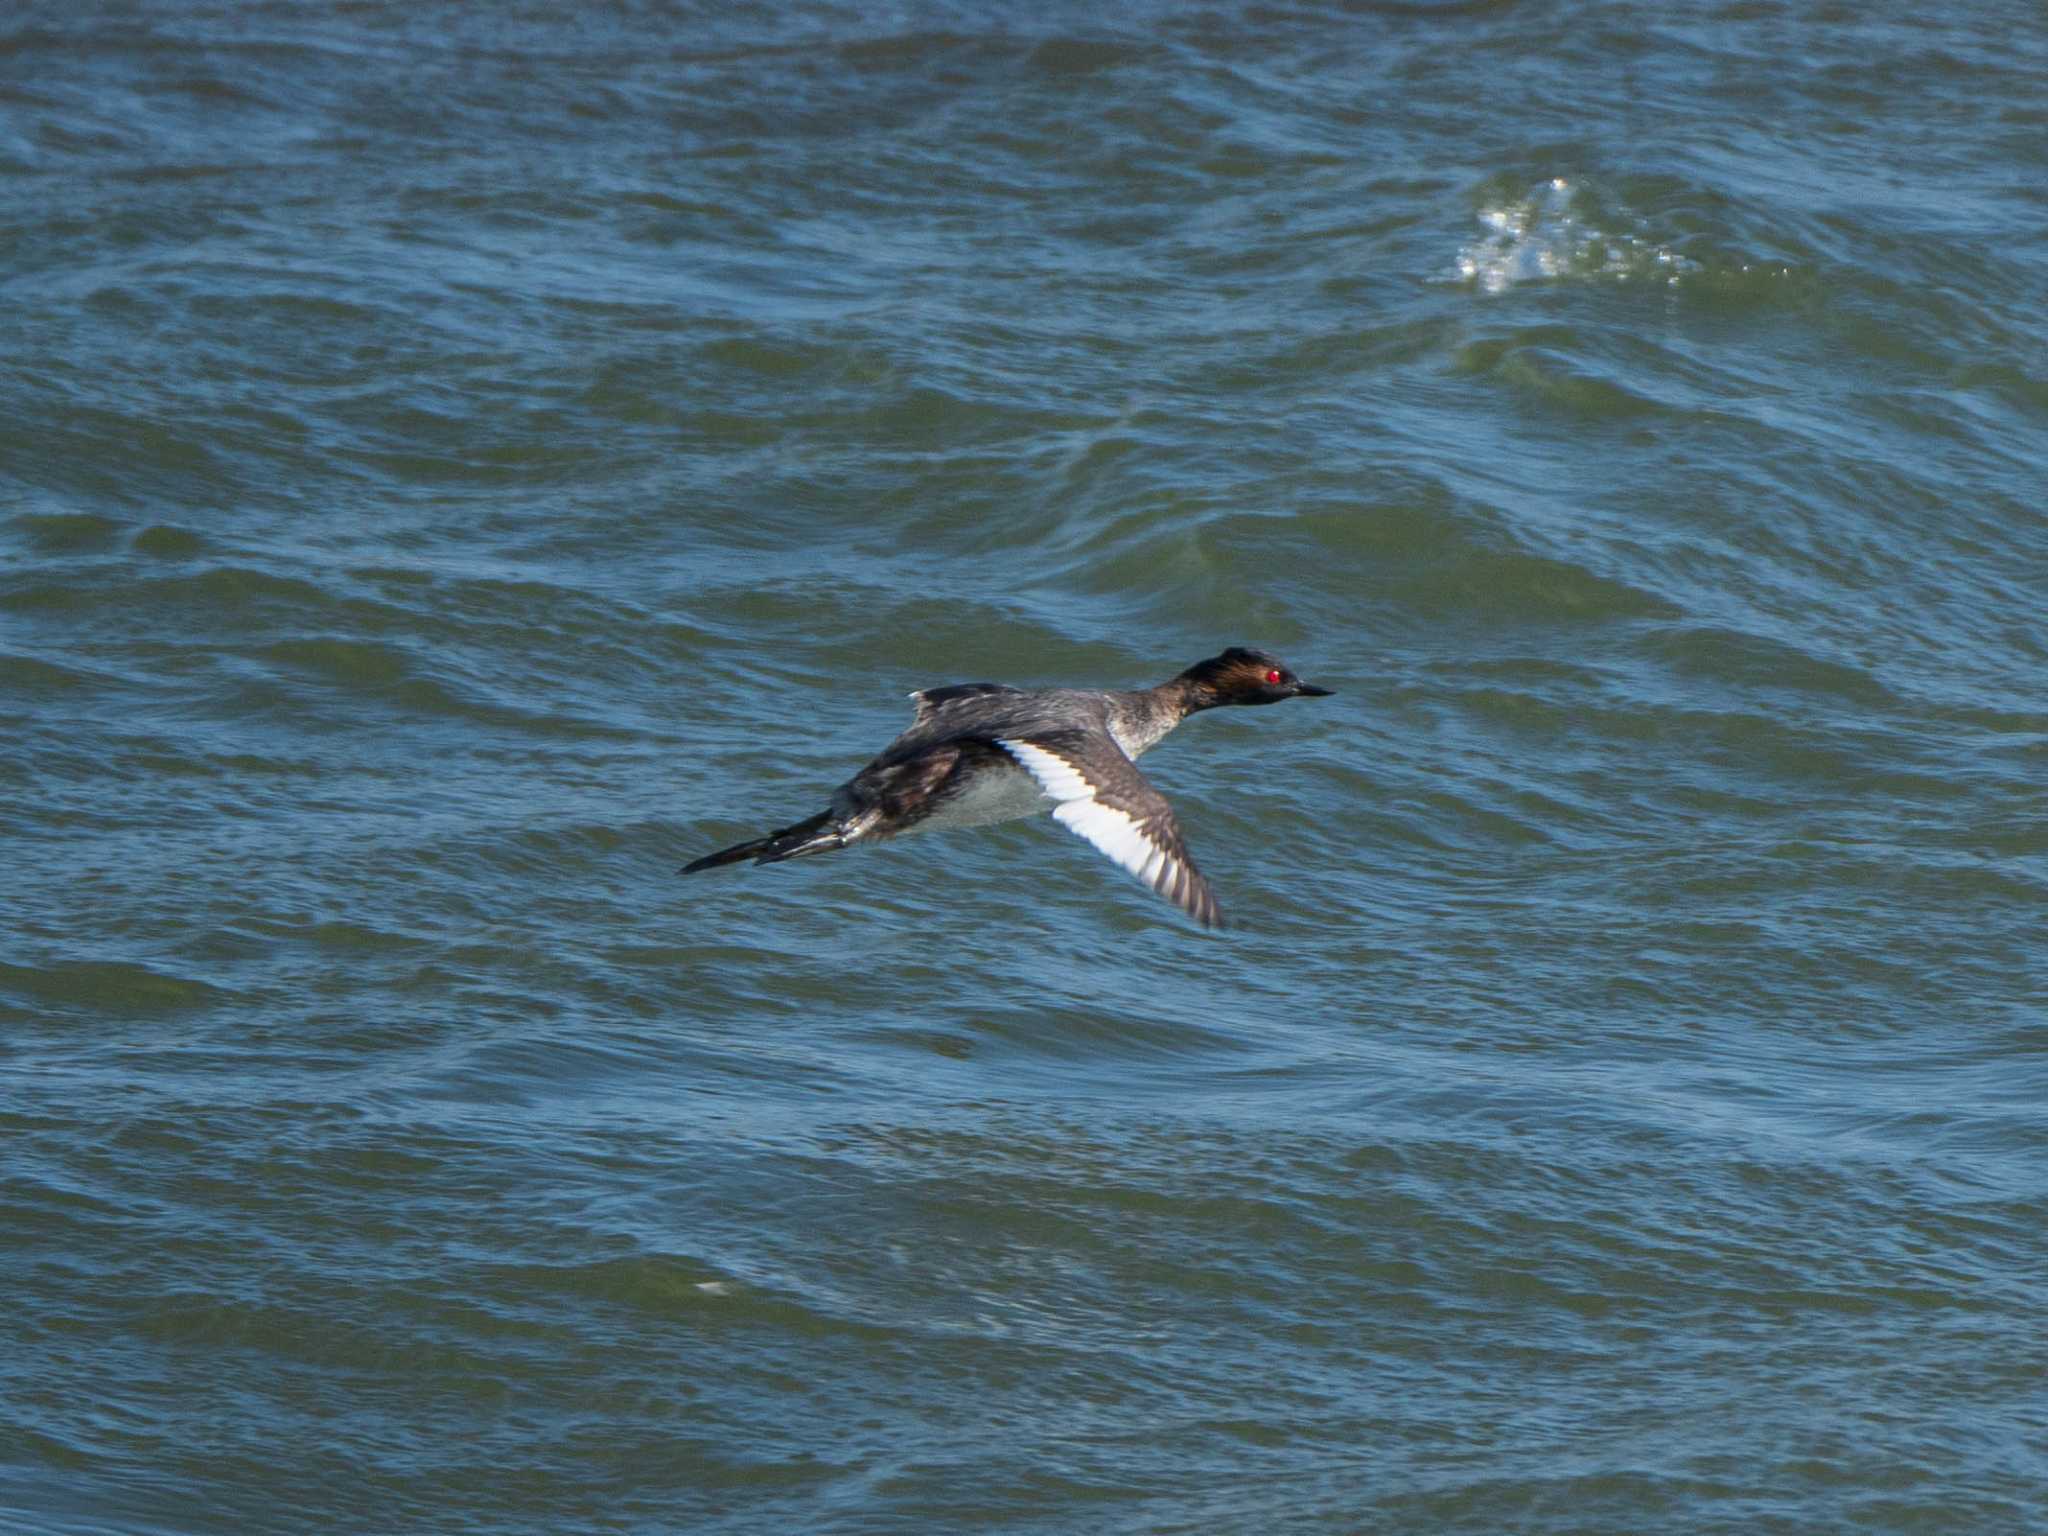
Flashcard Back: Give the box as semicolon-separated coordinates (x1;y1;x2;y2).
1108;680;1211;758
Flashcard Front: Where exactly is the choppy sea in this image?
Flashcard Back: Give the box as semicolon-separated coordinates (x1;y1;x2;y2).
5;3;2045;1532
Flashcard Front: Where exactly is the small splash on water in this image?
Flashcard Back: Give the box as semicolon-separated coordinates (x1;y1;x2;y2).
1453;177;1696;294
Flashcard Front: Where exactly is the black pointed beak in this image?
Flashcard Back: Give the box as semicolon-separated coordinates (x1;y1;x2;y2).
1294;682;1334;697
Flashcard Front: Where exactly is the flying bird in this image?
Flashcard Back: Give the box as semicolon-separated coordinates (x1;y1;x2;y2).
681;647;1332;928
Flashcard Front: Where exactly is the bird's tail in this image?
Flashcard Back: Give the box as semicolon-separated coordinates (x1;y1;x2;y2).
680;810;843;873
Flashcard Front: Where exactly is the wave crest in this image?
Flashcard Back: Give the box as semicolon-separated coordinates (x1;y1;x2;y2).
1454;176;1697;293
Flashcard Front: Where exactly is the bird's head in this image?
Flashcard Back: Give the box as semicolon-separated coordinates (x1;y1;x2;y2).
1176;647;1334;708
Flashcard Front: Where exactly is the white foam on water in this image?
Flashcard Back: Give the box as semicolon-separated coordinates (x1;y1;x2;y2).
1452;176;1697;293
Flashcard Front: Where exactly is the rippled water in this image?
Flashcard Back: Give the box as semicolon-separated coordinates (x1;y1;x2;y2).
6;2;2047;1532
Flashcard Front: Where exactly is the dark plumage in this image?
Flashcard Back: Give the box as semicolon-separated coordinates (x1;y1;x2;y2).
681;647;1332;927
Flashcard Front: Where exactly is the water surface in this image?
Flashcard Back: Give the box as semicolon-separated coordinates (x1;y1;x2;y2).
4;2;2046;1532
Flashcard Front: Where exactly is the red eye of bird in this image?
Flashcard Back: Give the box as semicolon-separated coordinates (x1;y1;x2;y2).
1265;669;1283;684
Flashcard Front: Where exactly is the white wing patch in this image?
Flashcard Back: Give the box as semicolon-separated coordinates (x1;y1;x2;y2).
996;737;1220;927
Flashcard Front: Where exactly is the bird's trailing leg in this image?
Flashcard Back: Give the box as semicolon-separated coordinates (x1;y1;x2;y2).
679;810;844;873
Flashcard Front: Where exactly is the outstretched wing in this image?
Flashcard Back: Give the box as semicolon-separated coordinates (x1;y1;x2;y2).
907;682;1019;727
995;732;1223;929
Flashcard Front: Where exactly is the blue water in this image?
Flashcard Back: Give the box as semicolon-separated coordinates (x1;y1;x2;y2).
4;3;2046;1532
